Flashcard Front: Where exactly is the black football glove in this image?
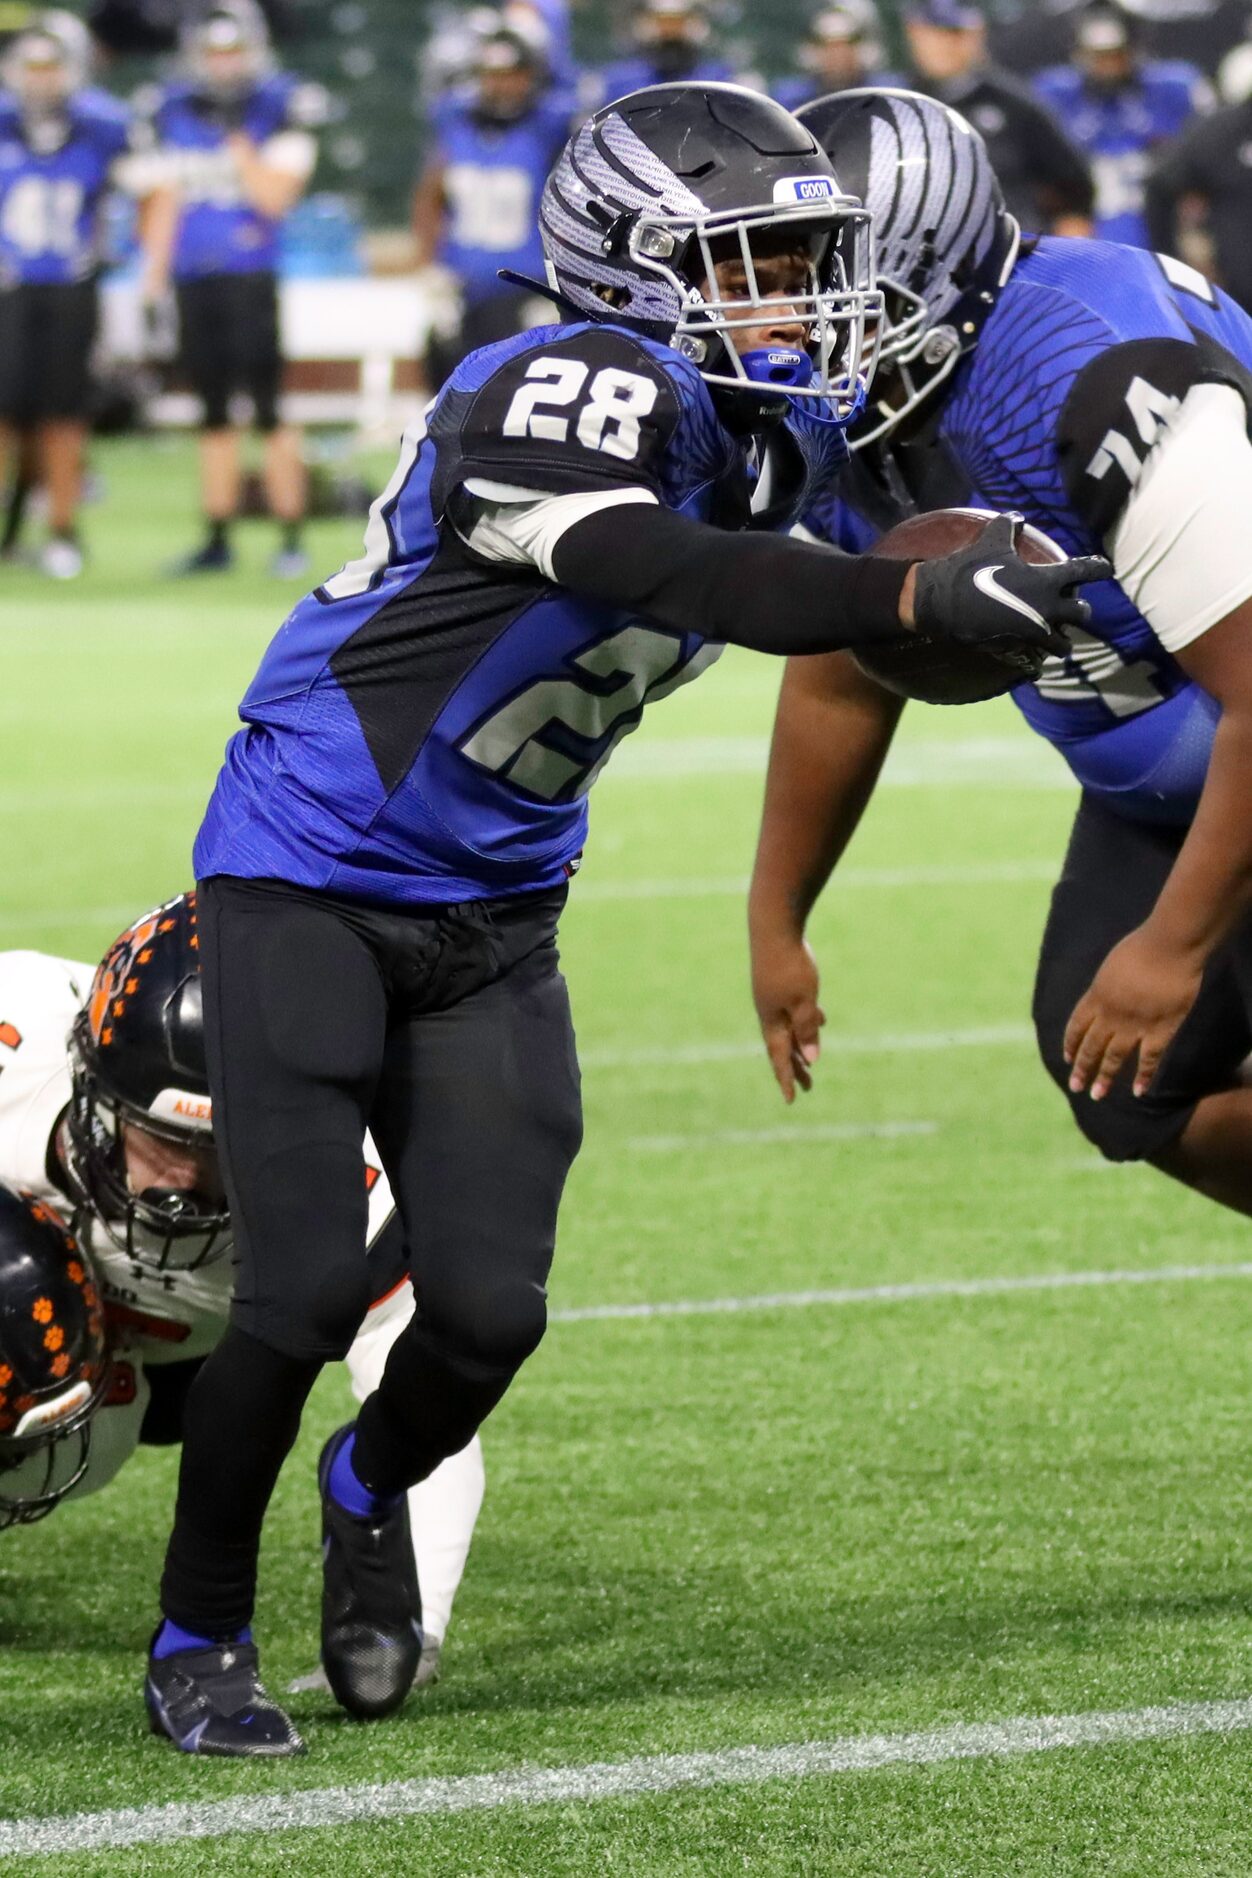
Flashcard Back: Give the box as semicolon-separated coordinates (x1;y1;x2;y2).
912;513;1110;655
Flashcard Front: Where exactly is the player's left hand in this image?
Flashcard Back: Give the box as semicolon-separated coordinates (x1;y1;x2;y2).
752;931;825;1104
1063;926;1203;1101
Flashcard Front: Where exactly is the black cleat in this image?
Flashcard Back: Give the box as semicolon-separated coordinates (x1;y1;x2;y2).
319;1424;422;1720
165;538;234;577
145;1634;306;1757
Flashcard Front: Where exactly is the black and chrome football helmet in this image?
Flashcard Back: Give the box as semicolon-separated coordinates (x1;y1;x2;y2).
540;83;883;414
0;1185;108;1530
66;892;231;1275
797;88;1020;444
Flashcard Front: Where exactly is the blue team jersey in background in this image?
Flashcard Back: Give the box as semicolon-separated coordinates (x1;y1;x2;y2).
154;73;309;280
196;320;850;903
0;89;130;285
807;237;1252;825
433;93;570;305
1033;64;1208;247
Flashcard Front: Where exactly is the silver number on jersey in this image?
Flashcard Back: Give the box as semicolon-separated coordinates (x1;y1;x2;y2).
459;626;722;800
501;359;659;461
1034;625;1162;719
1085;375;1182;490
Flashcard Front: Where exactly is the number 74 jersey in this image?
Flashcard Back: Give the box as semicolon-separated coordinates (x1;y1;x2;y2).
196;322;771;904
807;236;1252;825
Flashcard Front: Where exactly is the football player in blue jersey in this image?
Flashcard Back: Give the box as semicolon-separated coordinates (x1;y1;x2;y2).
1035;1;1212;248
142;82;1101;1758
590;0;738;109
750;89;1252;1219
135;0;322;578
0;13;172;577
772;3;891;114
412;11;574;390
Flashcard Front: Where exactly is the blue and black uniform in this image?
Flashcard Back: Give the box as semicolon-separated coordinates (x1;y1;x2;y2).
426;87;572;384
149;72;317;430
1033;60;1208;246
0;88;131;421
182;317;863;1570
808;236;1252;1160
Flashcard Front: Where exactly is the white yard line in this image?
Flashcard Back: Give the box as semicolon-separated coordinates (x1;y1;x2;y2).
574;860;1056;902
582;1023;1035;1071
548;1260;1252;1324
0;865;1057;938
600;734;1073;788
2;1698;1249;1856
627;1121;938;1152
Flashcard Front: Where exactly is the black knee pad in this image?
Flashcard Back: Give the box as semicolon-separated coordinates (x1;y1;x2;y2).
302;1265;375;1360
424;1274;549;1376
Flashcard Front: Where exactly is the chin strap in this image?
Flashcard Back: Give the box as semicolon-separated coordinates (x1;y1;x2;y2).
495;268;590;321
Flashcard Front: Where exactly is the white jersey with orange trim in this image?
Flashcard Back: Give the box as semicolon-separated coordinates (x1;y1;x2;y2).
0;948;484;1656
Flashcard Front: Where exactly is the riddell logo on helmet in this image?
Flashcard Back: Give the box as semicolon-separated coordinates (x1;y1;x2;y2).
773;176;837;203
150;1088;213;1130
13;1380;92;1439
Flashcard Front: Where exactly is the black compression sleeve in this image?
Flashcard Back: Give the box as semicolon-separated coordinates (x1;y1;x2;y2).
548;502;910;655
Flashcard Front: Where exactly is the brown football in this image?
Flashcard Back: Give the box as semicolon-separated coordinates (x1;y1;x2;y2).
855;508;1067;706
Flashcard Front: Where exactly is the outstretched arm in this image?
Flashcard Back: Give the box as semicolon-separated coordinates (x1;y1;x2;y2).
546;504;1100;657
748;653;905;1101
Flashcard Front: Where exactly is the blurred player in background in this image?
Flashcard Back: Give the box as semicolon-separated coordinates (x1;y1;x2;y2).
0;11;173;578
1147;58;1252;312
413;10;572;391
1035;1;1211;247
903;0;1096;234
751;89;1252;1231
991;0;1252;82
0;896;485;1699
772;2;889;112
135;0;322;578
590;0;736;107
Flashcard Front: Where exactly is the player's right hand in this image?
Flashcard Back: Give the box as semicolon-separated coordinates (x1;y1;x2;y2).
913;513;1110;653
752;932;825;1104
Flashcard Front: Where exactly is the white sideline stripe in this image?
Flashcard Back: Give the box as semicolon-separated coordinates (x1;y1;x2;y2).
548;1260;1252;1324
0;866;1057;938
627;1120;937;1152
583;1023;1034;1070
3;1698;1250;1856
601;733;1074;788
575;860;1055;902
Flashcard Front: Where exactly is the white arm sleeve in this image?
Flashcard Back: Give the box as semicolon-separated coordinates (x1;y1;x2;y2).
1109;380;1252;654
456;480;658;581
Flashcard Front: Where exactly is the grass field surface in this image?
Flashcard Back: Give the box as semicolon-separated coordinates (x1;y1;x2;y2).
2;438;1251;1874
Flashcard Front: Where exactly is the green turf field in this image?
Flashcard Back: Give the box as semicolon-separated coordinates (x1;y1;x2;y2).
2;437;1252;1875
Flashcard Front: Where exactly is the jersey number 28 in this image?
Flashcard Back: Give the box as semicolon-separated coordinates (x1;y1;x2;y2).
501;359;659;462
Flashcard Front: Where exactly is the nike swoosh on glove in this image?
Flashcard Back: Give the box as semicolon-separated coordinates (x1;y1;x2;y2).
912;513;1111;655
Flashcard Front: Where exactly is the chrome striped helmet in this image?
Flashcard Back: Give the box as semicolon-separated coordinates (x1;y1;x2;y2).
797;88;1020;443
540;82;882;414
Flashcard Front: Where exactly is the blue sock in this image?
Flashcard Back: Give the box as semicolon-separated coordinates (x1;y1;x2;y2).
152;1619;252;1659
328;1429;400;1520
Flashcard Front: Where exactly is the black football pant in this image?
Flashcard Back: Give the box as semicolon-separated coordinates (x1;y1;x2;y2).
1033;792;1252;1162
160;875;582;1636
